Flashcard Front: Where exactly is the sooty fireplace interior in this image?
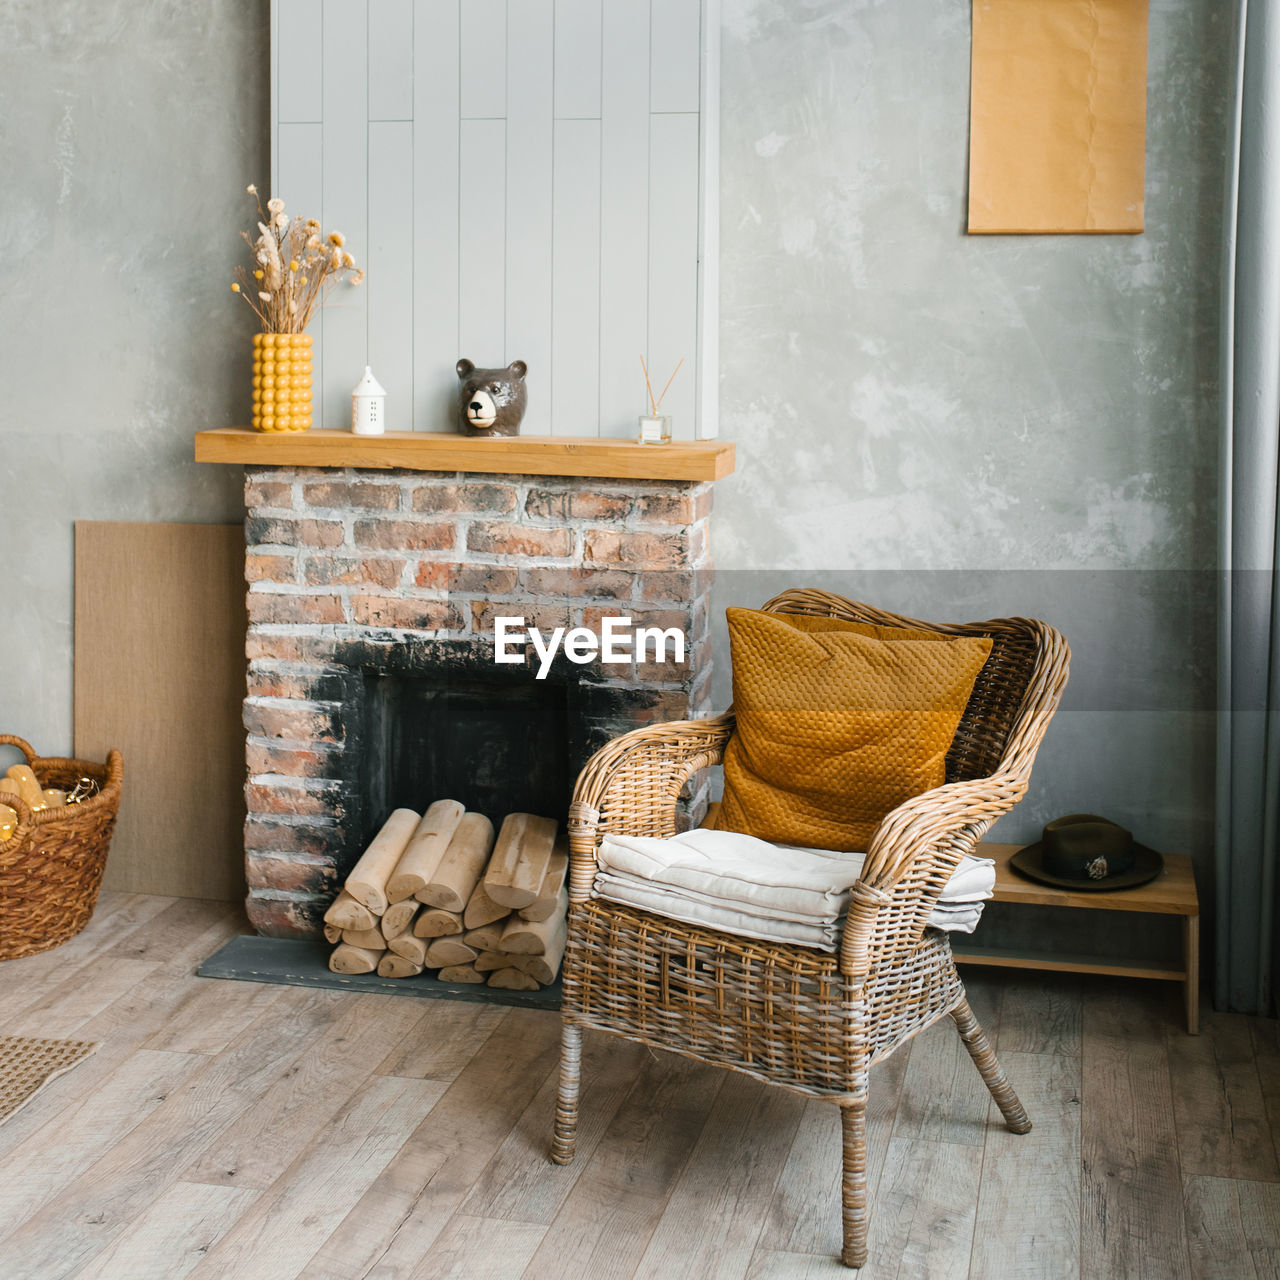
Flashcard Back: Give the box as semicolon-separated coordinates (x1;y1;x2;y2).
353;638;663;849
361;671;570;839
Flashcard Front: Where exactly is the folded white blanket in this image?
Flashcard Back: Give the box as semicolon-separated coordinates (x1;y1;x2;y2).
593;877;985;947
593;827;994;951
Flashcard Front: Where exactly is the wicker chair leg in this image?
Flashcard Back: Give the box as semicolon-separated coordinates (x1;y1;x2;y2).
551;1022;582;1165
950;997;1032;1134
839;1101;869;1268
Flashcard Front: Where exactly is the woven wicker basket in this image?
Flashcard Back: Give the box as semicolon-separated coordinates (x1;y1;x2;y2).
0;735;123;961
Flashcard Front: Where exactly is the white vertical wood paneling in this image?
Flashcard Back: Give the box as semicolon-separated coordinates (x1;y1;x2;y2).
368;122;414;430
649;0;700;114
368;0;414;121
597;0;650;437
551;119;601;435
275;124;324;224
553;0;602;119
458;119;507;367
271;0;280;180
277;0;323;122
320;0;369;430
460;0;506;119
505;0;554;434
368;0;413;426
696;0;720;438
647;112;699;440
274;0;717;438
413;0;460;430
275;122;325;380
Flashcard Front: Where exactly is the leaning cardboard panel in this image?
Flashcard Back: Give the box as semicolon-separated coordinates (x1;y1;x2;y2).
968;0;1148;234
74;522;247;900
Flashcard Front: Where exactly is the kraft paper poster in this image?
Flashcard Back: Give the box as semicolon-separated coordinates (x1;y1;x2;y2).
968;0;1148;234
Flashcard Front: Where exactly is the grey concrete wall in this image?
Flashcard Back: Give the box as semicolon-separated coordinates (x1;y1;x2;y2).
3;0;1231;923
713;0;1232;885
0;0;268;751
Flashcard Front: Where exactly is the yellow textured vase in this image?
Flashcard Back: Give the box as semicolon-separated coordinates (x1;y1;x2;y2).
251;332;314;433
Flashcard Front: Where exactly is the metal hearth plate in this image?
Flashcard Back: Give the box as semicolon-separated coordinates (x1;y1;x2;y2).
198;935;561;1011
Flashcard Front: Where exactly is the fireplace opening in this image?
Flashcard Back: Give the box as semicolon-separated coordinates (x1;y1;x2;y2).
358;670;572;844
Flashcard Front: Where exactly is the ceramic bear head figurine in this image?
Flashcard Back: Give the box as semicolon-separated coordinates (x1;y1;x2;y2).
456;359;528;437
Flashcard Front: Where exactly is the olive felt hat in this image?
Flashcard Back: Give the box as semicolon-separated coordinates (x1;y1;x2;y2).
1009;814;1164;891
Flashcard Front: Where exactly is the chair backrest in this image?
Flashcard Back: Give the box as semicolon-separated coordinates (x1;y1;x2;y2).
759;588;1051;785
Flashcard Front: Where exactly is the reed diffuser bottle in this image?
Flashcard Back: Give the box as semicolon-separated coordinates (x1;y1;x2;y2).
638;355;682;444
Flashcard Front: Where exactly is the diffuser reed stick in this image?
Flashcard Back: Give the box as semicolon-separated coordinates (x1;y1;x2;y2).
640;356;684;417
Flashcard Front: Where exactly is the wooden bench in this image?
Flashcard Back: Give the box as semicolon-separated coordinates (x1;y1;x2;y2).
953;843;1200;1033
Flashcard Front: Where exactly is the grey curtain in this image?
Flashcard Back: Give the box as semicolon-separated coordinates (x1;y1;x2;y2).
1217;0;1280;1015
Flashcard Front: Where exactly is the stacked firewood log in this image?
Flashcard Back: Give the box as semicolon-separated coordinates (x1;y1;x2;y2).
322;801;568;990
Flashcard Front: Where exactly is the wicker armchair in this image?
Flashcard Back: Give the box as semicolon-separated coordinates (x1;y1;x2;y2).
551;589;1071;1267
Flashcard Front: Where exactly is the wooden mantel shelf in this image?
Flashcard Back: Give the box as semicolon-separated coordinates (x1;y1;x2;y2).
195;428;734;483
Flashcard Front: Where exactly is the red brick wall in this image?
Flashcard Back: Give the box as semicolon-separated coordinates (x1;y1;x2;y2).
241;466;716;938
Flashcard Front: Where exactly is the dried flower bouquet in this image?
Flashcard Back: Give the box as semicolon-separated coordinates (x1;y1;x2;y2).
231;185;363;333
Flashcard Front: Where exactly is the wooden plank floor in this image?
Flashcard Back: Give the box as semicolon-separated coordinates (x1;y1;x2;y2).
0;894;1276;1280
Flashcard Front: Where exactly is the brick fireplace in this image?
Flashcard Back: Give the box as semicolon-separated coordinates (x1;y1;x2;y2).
216;438;730;940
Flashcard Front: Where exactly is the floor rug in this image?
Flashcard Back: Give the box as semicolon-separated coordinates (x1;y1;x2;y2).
0;1036;97;1125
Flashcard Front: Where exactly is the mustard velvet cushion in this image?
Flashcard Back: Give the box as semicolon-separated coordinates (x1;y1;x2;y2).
717;608;993;850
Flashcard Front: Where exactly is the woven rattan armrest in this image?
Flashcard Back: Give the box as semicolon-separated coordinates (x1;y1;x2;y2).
839;770;1026;981
565;711;735;902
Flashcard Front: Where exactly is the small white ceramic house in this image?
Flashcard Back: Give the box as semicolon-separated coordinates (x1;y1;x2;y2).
351;367;387;435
